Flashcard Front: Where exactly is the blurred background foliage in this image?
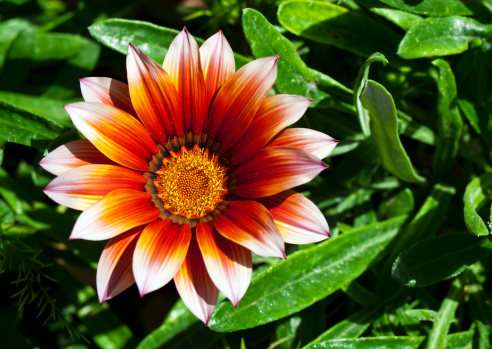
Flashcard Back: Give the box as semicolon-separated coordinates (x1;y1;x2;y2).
2;0;492;348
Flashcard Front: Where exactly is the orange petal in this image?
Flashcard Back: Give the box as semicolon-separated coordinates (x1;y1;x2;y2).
39;139;117;176
79;77;137;117
256;190;330;244
206;56;278;150
65;102;158;171
127;44;184;141
162;28;207;135
133;219;191;296
214;200;285;258
200;30;235;103
230;94;312;165
70;189;160;241
196;222;252;307
43;164;146;211
174;235;219;324
235;146;328;198
267;128;338;159
97;226;143;303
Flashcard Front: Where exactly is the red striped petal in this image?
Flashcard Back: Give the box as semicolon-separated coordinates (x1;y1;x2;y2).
43;164;146;211
267;128;338;159
256;190;330;244
39;139;117;176
97;226;143;303
79;77;137;117
235;146;328;198
214;200;285;258
162;28;207;135
196;222;252;307
174;236;219;324
127;43;184;141
206;56;278;150
200;30;235;103
133;219;191;296
230;94;312;165
70;189;160;241
65;102;158;171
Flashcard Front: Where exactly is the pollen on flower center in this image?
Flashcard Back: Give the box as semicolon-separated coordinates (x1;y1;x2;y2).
154;144;228;219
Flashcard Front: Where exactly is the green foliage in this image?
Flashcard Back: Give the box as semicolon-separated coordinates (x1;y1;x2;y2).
1;0;492;348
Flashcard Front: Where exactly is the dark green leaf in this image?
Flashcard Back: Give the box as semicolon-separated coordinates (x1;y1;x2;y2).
361;80;426;184
304;336;425;349
208;215;407;331
463;172;492;237
392;233;492;287
342;280;381;306
377;188;414;220
397;110;435;146
398;17;492;59
0;18;31;68
458;99;492;149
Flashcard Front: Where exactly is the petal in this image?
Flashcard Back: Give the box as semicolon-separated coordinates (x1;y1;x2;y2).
97;226;143;303
235;146;328;198
133;219;191;296
230;94;312;166
39;139;117;176
196;222;252;307
214;200;285;258
127;44;184;141
174;236;219;324
200;30;235;102
256;190;330;244
43;164;146;211
267;128;338;159
79;77;137;117
65;102;158;171
206;56;279;151
70;189;160;241
162;28;207;135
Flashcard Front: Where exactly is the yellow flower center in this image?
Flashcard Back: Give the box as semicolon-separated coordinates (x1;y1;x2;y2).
154;145;228;219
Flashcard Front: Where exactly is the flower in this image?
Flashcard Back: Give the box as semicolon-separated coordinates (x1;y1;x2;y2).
40;28;338;324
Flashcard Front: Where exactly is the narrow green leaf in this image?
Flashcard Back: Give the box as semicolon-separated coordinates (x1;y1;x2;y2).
361;80;426;184
88;18;250;68
209;216;407;331
377;188;415;220
305;336;425;349
278;1;401;59
354;52;388;136
431;59;463;179
392;233;492;287
358;0;423;31
377;0;473;16
342;280;381;306
397;110;435;146
458;99;492;150
463;172;492;237
398;17;492;59
275;316;302;349
242;8;352;110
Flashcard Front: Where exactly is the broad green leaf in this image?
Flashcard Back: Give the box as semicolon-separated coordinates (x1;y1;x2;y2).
278;1;401;59
463;172;492;237
398;17;492;59
377;188;414;220
361;80;426;184
208;215;407;331
304;336;425;349
392;233;492;287
88;18;250;68
426;278;463;349
378;0;473;16
431;59;463;179
0;18;31;68
0;100;65;149
242;8;352;110
354;52;388;136
358;0;423;31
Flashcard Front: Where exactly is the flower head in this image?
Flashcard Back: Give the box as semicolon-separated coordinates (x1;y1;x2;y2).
40;28;338;324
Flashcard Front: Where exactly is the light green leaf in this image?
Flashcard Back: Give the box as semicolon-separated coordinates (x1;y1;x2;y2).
358;0;423;31
304;336;425;349
377;0;474;16
463;172;492;237
208;215;407;331
361;80;426;184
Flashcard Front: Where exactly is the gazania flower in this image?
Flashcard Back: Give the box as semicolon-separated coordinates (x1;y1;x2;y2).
40;28;337;324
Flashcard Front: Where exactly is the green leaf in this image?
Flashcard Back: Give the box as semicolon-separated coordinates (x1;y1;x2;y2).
242;8;352;110
397;110;435;146
277;0;401;59
445;330;475;349
88;18;250;68
208;215;407;331
0;18;31;68
458;99;492;150
0;100;65;149
392;233;492;287
377;0;474;16
304;336;425;349
431;59;463;179
398;17;492;60
358;0;423;31
342;280;381;306
354;52;388;136
377;188;415;220
360;80;426;184
463;172;492;237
